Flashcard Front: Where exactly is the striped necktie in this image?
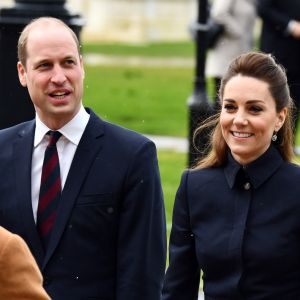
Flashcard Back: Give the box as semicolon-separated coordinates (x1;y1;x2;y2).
37;130;62;248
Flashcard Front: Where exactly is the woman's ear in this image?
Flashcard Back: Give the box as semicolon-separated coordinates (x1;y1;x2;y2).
275;107;288;131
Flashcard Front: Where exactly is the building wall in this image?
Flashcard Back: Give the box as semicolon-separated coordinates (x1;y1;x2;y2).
1;0;197;43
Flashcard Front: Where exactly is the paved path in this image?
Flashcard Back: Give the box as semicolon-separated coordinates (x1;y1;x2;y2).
145;134;188;152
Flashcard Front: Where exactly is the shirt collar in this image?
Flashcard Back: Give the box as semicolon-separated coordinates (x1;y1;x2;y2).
34;105;90;147
224;145;284;189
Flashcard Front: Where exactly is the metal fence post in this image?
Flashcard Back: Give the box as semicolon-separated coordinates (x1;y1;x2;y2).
187;0;213;167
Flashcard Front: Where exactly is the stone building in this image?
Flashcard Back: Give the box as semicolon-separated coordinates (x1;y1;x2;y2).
1;0;197;43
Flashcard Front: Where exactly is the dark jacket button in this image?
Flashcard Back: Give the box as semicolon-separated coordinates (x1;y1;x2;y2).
243;182;251;190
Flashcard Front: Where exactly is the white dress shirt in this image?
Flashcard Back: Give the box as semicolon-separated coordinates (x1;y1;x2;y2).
31;105;90;222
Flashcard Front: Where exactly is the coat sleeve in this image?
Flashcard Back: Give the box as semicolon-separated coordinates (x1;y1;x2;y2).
162;171;200;300
0;229;50;300
257;0;291;33
211;0;245;38
116;140;166;300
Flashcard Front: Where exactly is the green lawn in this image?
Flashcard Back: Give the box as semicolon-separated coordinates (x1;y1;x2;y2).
158;151;187;227
82;41;195;58
84;65;193;137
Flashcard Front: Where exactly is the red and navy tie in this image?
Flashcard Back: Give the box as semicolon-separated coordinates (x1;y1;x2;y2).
37;131;62;248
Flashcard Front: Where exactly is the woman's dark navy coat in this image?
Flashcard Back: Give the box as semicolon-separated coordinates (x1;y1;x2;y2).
163;146;300;300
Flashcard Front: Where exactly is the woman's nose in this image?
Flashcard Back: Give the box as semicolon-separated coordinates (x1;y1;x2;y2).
233;111;248;126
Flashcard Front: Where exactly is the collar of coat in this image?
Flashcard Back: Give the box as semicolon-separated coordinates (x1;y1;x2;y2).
224;145;283;189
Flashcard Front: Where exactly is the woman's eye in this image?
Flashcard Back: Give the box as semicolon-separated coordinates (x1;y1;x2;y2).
250;106;263;113
224;104;236;111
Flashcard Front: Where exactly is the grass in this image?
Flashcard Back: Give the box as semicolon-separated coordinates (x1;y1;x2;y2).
84;65;193;137
158;150;187;226
82;41;195;58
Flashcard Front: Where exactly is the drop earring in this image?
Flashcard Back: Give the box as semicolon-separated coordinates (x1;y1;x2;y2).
272;131;278;142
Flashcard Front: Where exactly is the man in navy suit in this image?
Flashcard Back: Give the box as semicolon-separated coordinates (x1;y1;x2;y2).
0;17;166;300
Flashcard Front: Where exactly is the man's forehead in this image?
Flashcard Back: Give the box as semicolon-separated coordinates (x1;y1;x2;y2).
29;19;66;30
26;26;77;53
28;21;68;39
23;19;80;61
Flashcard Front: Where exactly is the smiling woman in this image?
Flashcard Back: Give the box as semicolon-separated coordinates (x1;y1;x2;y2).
162;52;300;300
194;51;294;168
220;75;287;165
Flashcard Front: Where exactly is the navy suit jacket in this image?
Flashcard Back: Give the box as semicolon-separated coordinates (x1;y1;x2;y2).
0;108;166;300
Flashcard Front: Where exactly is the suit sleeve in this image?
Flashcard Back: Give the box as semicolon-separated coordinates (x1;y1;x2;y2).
257;0;291;33
0;232;50;300
116;140;166;300
162;171;200;300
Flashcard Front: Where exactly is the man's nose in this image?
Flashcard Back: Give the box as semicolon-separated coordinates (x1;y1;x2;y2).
50;66;67;84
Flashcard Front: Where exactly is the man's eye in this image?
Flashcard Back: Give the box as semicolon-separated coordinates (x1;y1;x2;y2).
38;63;50;69
65;60;75;65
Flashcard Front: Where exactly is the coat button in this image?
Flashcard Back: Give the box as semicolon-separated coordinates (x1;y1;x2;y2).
107;206;114;214
243;182;251;190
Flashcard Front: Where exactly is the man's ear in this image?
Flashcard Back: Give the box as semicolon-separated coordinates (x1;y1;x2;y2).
17;61;27;87
80;55;85;79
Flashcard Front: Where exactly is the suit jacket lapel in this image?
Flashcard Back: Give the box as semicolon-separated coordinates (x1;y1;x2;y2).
43;111;105;267
13;121;45;267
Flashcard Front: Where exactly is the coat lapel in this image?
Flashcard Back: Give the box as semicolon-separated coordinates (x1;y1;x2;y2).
13;121;45;267
43;111;105;267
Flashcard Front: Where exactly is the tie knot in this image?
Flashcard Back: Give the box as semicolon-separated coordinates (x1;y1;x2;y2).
47;131;62;146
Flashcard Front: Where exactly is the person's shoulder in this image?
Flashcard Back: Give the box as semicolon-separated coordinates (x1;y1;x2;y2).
0;227;37;271
176;167;225;199
0;226;11;241
0;227;21;253
276;161;300;187
106;120;148;143
0;226;23;245
0;120;34;139
188;166;223;176
283;161;300;173
183;166;223;186
89;108;151;145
